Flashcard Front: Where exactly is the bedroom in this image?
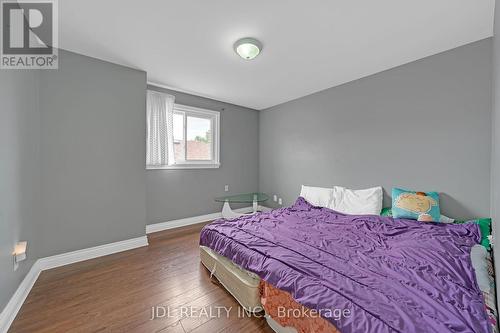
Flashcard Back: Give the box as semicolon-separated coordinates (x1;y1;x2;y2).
0;0;499;332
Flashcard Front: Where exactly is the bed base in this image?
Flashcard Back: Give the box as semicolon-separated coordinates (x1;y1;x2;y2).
199;246;261;312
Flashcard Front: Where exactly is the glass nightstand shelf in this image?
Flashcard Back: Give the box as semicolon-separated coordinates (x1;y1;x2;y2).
215;192;269;219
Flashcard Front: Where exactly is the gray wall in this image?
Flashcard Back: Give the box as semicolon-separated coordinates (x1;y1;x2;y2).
34;50;147;257
260;39;492;220
492;1;500;312
1;50;148;312
0;71;40;310
146;86;259;224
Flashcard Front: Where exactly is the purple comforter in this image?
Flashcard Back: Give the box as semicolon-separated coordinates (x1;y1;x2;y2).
199;197;490;333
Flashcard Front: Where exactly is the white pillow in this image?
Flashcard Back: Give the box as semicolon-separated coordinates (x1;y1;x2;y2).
470;244;491;293
439;215;455;223
329;186;383;215
299;185;333;208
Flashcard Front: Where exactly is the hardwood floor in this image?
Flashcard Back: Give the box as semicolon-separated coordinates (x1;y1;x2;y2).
9;223;274;333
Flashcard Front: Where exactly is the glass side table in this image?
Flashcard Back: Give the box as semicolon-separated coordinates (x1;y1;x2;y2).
215;192;269;219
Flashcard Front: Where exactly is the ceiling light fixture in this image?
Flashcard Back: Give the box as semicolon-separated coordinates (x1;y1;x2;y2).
234;38;262;60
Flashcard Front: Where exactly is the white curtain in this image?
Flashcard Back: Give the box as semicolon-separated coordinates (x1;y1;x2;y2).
146;90;175;167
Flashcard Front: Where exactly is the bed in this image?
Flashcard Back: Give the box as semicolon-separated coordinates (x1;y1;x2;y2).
199;197;497;333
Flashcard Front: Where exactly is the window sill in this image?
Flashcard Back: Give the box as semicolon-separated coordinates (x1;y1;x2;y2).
146;163;220;170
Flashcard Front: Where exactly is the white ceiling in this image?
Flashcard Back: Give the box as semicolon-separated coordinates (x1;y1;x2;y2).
60;0;494;110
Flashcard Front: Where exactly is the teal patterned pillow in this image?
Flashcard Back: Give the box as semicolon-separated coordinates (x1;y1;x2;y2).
391;188;440;222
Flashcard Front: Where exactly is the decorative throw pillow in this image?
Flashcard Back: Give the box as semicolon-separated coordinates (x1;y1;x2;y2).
391;188;440;222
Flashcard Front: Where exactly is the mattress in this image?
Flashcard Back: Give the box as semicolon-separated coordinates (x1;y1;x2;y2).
199;245;261;312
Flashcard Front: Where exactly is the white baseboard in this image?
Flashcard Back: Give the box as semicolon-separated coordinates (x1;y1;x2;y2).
0;262;41;333
146;206;255;234
145;205;274;234
38;236;148;270
0;236;148;333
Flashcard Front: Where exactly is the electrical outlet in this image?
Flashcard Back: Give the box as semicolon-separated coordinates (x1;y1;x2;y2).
273;194;277;202
278;198;283;205
224;185;229;192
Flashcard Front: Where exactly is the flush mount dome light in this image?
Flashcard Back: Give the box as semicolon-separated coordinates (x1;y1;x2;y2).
234;38;262;60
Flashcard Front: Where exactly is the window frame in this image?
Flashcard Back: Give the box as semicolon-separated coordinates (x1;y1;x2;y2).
147;104;220;170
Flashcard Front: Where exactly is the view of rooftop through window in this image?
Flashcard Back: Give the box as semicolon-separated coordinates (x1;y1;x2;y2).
173;112;212;161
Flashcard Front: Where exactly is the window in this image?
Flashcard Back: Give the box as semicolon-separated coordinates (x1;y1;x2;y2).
171;104;220;168
146;90;220;170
